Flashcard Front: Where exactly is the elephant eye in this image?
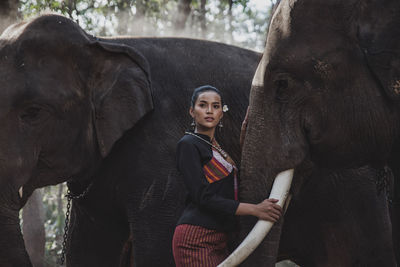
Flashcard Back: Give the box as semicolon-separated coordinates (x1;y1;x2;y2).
20;106;42;122
275;79;288;89
274;78;290;102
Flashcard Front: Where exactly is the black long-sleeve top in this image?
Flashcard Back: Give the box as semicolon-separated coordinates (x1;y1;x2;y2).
176;132;240;232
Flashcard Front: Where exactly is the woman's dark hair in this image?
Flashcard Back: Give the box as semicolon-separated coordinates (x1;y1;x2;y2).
191;85;223;107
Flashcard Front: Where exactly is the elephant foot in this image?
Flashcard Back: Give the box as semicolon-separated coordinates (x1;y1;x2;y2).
119;234;134;267
0;223;32;267
392;200;400;264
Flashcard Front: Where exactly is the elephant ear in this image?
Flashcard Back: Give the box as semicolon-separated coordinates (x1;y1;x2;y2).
357;1;400;100
88;41;153;157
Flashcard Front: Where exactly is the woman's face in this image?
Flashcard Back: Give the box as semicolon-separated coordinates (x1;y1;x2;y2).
190;91;223;131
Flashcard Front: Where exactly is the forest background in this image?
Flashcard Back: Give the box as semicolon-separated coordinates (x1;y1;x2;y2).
0;0;277;266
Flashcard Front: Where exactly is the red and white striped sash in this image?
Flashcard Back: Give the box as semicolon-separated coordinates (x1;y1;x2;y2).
203;149;238;200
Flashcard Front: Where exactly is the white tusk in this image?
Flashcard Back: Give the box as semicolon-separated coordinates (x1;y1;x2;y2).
218;169;294;267
19;187;23;198
283;194;292;214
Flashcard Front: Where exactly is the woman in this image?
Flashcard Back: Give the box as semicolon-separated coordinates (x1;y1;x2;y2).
172;85;282;266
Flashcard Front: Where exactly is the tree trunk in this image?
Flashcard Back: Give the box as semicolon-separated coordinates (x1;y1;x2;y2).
199;0;206;38
22;190;45;267
174;0;191;32
56;184;65;247
227;0;234;44
0;0;19;16
117;0;133;35
0;0;20;34
132;0;146;35
65;0;79;24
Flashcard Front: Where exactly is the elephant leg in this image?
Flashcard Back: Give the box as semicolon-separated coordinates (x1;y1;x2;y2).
66;201;129;267
388;187;400;265
280;167;397;267
278;201;314;267
127;205;177;266
0;222;32;267
122;168;184;267
119;233;134;267
0;189;32;267
388;149;400;264
391;201;400;265
131;220;175;267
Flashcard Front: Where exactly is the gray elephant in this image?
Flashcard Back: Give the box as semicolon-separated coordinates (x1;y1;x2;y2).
0;15;260;266
221;0;399;266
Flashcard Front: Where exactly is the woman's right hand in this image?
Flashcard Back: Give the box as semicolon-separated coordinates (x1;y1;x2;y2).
254;198;282;222
235;198;282;222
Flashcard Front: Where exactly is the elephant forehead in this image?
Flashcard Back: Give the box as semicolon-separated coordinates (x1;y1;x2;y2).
0;61;25;111
266;1;352;68
0;59;84;113
267;41;343;76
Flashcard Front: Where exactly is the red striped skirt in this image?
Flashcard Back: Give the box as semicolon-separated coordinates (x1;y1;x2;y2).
172;224;228;267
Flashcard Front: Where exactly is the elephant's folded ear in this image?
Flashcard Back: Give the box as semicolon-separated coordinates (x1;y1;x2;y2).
358;3;400;101
89;41;154;157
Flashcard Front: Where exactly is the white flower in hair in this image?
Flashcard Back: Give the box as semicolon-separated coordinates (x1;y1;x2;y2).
222;105;229;112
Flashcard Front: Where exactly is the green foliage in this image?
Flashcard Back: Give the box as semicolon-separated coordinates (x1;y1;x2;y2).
42;184;67;266
17;0;272;51
19;184;67;266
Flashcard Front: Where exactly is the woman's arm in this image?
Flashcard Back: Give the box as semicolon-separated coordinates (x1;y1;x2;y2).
235;198;282;222
177;138;282;223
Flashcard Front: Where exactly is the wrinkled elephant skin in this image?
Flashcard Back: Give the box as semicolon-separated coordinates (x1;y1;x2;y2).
238;0;400;266
0;15;259;266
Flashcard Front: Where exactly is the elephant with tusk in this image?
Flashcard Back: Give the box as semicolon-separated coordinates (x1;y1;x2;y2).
222;0;400;266
0;14;260;266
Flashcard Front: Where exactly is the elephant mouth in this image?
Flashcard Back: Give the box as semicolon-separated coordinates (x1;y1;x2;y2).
218;169;294;267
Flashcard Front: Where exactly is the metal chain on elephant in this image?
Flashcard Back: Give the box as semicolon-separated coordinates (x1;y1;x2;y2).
59;182;93;266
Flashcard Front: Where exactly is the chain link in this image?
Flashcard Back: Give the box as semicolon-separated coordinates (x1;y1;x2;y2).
59;192;72;266
59;182;93;266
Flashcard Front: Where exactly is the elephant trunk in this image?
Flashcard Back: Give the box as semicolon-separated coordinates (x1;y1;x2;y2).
0;179;33;267
233;137;295;267
0;208;32;267
221;47;306;265
221;99;295;266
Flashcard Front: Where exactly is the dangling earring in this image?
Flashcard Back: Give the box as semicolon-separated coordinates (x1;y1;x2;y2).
191;119;196;129
219;120;223;128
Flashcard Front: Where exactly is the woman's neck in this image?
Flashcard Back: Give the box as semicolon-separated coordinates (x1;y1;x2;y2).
194;126;215;140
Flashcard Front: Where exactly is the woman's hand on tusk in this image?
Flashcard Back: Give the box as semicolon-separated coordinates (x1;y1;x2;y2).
254;198;282;222
235;198;282;222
